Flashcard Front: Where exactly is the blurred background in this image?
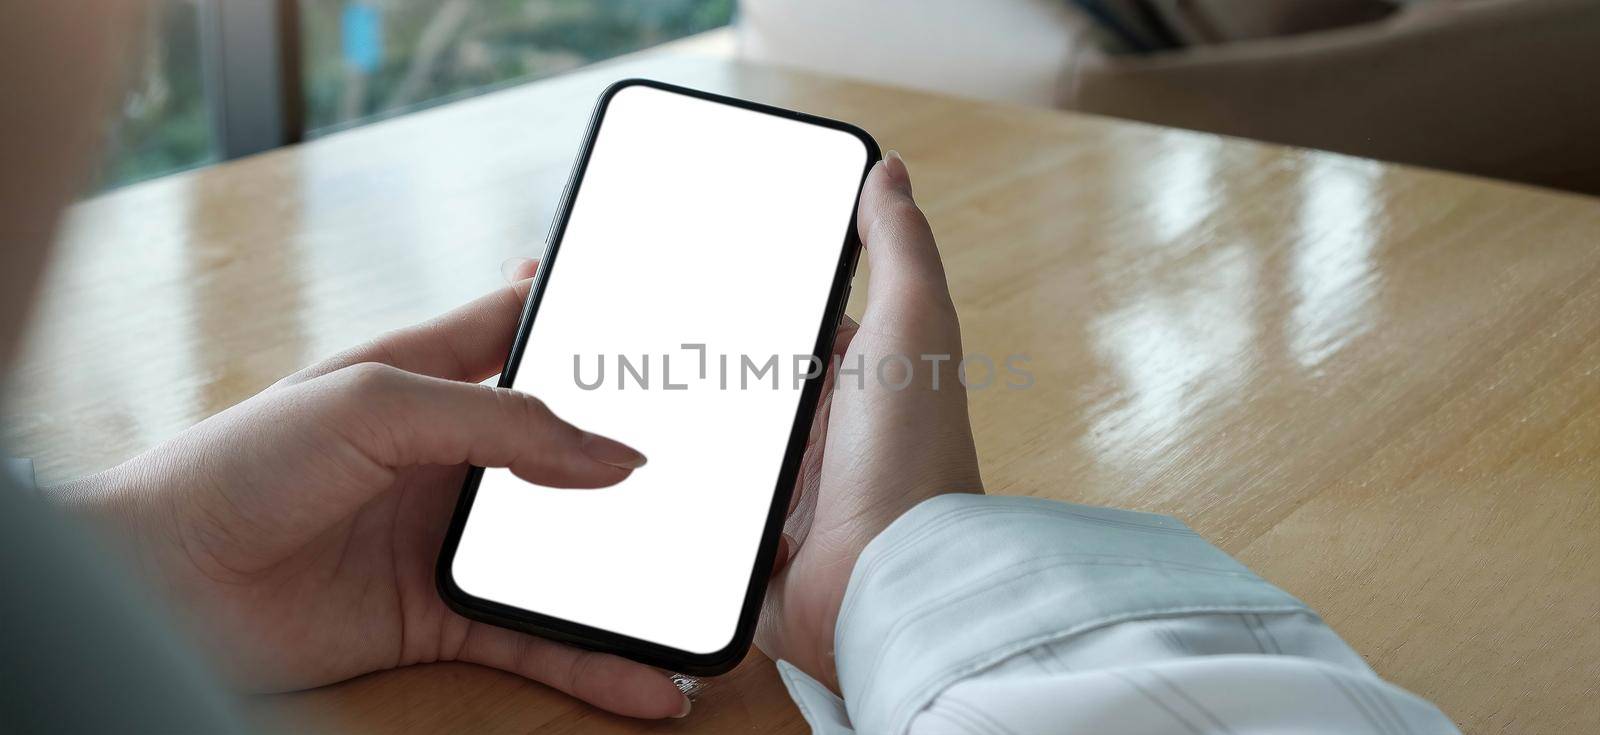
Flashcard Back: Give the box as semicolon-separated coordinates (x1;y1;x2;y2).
103;0;732;189
104;0;1598;195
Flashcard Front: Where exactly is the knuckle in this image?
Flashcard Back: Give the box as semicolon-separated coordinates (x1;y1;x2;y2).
875;196;932;236
337;361;402;397
866;207;938;264
491;386;553;428
519;392;552;418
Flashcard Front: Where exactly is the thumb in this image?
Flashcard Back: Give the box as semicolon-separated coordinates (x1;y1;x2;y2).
856;151;958;322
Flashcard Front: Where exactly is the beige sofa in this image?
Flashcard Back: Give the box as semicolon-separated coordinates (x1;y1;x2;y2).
737;0;1600;195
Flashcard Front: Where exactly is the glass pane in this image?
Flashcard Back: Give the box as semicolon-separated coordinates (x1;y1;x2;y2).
98;0;217;190
300;0;735;134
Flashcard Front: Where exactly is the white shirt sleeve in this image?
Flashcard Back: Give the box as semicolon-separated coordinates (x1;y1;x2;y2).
777;494;1458;734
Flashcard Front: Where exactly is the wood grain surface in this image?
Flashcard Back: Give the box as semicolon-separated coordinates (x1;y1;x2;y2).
6;51;1598;734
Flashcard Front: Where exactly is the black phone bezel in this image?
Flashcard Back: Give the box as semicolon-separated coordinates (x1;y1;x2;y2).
434;78;879;676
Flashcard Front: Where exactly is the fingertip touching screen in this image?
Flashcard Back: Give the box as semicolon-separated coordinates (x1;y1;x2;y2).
449;83;869;656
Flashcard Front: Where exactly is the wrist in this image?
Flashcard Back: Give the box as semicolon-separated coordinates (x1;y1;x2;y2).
50;463;142;527
766;572;847;692
47;460;175;587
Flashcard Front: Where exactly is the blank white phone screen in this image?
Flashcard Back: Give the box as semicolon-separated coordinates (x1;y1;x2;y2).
451;84;868;654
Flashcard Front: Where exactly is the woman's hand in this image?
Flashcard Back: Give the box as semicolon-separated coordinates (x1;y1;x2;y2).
758;153;984;690
51;151;972;716
56;268;691;719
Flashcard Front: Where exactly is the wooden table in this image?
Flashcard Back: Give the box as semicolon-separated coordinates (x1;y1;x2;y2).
7;51;1599;734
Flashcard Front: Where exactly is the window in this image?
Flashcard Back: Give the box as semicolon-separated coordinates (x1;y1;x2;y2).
99;0;735;190
99;0;217;189
300;0;734;132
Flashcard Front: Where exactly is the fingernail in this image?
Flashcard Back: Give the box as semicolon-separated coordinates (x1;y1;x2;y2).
883;150;912;195
500;256;535;284
580;432;647;469
673;697;692;718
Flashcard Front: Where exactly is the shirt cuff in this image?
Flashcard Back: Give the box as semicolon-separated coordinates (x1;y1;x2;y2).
777;660;855;735
830;493;1311;734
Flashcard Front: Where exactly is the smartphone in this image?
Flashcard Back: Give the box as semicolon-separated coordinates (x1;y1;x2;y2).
436;79;878;675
